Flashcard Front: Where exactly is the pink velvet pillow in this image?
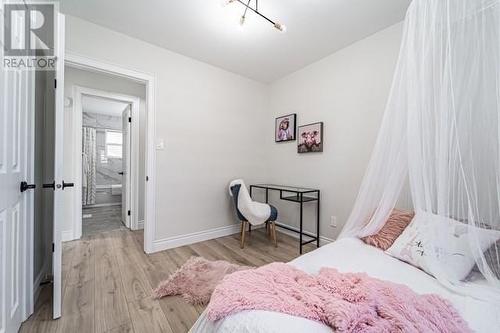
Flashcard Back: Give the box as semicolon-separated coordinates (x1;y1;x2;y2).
361;209;415;250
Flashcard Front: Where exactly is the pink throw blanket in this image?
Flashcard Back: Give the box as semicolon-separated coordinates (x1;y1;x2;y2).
206;263;471;333
153;256;251;304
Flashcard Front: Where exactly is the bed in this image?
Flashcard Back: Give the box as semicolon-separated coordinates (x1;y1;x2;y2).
190;238;500;332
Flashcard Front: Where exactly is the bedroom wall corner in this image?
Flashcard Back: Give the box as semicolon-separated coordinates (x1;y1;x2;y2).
266;23;404;240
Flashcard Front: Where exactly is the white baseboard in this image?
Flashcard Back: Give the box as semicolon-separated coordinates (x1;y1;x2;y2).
33;271;44;305
152;224;242;253
83;202;121;208
137;220;144;230
62;229;76;242
33;260;49;304
274;221;335;246
151;222;333;254
320;236;335;245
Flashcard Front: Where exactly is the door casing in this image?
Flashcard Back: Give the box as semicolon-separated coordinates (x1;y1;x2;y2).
52;11;66;319
121;105;132;228
65;53;157;254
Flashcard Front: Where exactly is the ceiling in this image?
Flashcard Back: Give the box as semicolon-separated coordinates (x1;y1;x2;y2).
60;0;411;83
82;95;129;117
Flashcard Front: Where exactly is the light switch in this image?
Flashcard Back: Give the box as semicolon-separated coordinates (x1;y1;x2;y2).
156;139;165;150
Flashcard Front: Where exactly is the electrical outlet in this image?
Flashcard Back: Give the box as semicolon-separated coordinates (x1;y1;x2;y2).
330;216;337;228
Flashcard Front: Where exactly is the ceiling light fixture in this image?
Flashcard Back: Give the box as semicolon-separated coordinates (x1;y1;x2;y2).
222;0;287;33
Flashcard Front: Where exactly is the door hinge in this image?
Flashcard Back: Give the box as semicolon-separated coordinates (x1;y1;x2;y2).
54;79;57;89
128;210;131;216
52;243;55;252
128;117;132;123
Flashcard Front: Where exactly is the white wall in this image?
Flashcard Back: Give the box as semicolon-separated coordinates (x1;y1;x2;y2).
62;66;147;239
64;16;269;243
63;14;402;247
266;23;403;240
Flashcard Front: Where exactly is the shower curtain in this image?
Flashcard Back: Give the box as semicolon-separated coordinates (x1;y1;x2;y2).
82;127;97;206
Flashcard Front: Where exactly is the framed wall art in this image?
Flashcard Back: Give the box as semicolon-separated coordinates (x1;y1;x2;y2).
275;113;297;142
298;122;323;153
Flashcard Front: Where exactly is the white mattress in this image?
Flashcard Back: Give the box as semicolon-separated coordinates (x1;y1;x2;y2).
190;238;500;333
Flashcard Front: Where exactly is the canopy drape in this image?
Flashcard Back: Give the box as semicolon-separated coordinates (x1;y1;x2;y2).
340;0;500;301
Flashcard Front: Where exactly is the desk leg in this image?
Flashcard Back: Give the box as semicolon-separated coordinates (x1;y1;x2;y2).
317;192;320;248
264;188;269;235
299;193;303;254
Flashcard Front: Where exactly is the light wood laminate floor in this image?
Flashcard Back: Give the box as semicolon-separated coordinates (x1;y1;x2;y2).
20;227;314;333
82;205;127;237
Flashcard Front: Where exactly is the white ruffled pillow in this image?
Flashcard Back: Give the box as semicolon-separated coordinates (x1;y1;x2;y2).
386;210;500;281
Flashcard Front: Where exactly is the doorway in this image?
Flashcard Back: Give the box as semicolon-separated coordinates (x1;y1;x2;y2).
20;55;156;327
73;87;142;239
63;54;157;254
80;95;135;237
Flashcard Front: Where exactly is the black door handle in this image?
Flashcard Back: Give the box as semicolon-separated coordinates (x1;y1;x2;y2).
43;181;55;189
62;181;74;190
20;181;36;193
118;172;124;175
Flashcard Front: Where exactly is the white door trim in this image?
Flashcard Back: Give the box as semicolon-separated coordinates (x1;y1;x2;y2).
65;53;156;253
121;106;132;229
23;65;36;321
53;12;66;319
73;86;140;237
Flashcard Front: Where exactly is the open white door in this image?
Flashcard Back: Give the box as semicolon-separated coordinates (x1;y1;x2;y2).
51;12;66;319
0;68;30;333
121;105;131;228
0;4;35;332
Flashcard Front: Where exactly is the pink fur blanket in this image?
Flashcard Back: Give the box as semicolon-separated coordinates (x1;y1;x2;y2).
207;263;471;333
153;256;251;305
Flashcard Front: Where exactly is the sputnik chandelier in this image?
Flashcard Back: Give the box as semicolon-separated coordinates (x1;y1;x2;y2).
222;0;287;33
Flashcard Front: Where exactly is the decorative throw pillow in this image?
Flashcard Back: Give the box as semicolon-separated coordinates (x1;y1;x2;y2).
386;210;500;281
361;209;415;250
483;240;500;279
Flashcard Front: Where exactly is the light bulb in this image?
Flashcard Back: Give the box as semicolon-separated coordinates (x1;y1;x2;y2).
274;22;287;33
220;0;236;7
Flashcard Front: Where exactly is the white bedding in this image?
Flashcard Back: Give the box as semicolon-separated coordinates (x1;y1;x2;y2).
190;238;500;333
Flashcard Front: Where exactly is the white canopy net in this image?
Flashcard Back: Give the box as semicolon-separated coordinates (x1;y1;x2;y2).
340;0;500;301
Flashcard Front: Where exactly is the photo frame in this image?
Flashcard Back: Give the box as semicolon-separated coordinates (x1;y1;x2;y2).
275;113;297;142
298;122;323;153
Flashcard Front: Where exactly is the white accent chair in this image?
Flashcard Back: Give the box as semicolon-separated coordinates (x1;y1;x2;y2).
229;179;278;248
